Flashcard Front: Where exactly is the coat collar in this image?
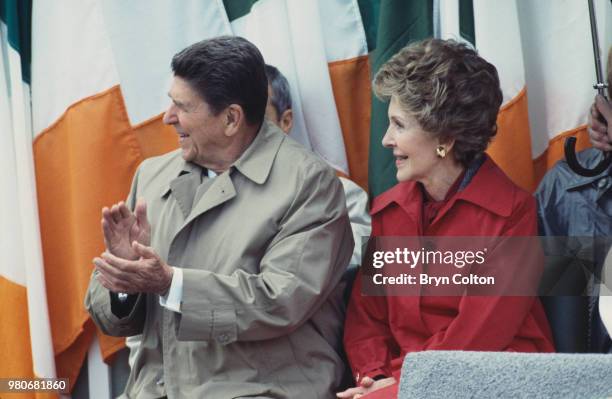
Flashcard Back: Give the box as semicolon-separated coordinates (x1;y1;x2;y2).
160;120;284;197
232;119;285;185
161;158;201;198
371;155;516;219
452;156;514;217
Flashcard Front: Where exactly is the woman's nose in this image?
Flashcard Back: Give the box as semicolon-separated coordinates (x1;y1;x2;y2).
381;129;394;148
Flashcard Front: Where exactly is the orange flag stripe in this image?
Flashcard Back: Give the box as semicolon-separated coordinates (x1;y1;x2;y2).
328;55;371;192
0;277;34;378
483;87;592;192
487;87;536;191
0;277;58;398
33;86;140;386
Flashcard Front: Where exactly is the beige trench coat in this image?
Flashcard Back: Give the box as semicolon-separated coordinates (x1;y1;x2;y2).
85;121;354;398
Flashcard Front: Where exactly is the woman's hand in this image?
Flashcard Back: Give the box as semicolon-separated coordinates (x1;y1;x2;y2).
336;376;396;399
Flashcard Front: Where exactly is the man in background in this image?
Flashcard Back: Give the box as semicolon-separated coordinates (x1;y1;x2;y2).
264;64;371;272
588;46;612;343
537;46;612;353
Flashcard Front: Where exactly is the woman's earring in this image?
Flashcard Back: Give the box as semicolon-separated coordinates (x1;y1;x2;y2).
436;145;447;158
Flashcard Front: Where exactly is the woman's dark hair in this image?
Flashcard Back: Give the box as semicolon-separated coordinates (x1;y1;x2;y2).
374;38;503;166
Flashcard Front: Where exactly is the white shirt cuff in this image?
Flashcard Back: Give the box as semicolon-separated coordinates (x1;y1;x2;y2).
159;267;183;313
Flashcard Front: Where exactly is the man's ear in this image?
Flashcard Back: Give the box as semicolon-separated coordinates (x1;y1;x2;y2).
224;104;244;137
279;109;293;134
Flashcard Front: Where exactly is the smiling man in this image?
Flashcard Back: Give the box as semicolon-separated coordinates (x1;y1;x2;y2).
85;36;353;399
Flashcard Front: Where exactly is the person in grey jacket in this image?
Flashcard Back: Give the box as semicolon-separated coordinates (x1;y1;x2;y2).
536;46;611;354
589;46;612;346
85;36;353;399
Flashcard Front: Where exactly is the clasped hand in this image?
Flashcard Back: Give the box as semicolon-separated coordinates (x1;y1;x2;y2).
94;199;172;296
336;376;396;399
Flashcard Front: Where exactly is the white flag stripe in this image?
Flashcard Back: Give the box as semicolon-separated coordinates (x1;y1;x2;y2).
32;0;119;135
99;0;232;125
285;0;348;172
474;0;525;104
517;0;598;157
231;0;313;152
232;0;351;173
319;0;368;62
1;23;57;378
438;0;460;42
0;22;26;286
438;0;526;104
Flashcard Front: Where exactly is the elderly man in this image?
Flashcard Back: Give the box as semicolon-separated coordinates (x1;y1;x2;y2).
85;36;353;398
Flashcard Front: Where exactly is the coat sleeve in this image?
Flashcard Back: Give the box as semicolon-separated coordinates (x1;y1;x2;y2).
84;165;147;337
534;167;564;236
339;177;372;269
406;195;554;358
174;160;354;344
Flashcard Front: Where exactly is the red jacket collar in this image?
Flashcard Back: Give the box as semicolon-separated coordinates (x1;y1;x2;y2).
371;156;517;219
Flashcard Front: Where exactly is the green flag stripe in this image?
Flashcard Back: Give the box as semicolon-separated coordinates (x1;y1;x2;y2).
0;0;31;83
223;0;259;22
459;0;475;46
357;0;380;52
368;0;434;197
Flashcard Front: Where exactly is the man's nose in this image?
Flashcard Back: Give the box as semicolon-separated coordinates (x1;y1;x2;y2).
163;105;178;125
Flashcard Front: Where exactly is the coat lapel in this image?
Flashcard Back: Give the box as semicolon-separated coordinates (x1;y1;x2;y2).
182;171;237;228
169;171;203;218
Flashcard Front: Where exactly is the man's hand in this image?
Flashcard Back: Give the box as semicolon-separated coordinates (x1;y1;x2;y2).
588;95;612;151
102;198;151;260
336;376;396;399
93;241;173;295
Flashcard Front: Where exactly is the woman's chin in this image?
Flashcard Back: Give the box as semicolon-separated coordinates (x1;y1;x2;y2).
396;170;413;182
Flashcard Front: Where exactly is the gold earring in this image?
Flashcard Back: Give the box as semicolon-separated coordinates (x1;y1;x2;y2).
436;145;447;158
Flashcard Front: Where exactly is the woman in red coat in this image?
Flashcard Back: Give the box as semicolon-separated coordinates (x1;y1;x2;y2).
337;39;555;399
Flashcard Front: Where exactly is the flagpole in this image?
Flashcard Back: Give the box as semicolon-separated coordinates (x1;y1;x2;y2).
588;0;607;97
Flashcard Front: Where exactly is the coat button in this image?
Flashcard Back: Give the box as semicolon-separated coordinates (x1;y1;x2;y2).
156;378;164;386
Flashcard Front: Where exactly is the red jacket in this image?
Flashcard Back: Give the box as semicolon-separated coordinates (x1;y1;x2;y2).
344;157;555;383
